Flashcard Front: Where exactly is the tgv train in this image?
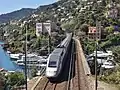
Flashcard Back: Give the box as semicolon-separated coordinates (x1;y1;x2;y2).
46;33;72;78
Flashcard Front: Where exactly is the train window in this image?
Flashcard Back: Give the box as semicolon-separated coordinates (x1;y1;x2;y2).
61;51;63;56
57;45;65;48
48;61;57;67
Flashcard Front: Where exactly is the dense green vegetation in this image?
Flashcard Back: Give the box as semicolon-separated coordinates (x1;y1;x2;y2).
1;23;65;55
0;72;6;90
6;72;25;89
99;68;120;87
75;0;120;86
0;72;25;90
81;33;120;84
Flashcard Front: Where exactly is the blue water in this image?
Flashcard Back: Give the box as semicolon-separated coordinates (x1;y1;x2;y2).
0;45;22;71
0;41;4;45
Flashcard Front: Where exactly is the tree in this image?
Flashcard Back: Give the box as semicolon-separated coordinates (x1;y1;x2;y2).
111;46;120;63
0;72;6;90
6;72;25;89
31;65;37;77
80;24;89;35
105;26;114;34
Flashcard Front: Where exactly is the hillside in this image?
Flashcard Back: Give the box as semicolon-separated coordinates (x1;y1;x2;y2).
0;0;67;23
0;0;109;53
0;8;35;23
1;0;120;54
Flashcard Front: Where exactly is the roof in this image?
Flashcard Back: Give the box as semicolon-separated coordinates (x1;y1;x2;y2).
52;48;63;55
0;68;4;71
88;27;97;33
49;55;59;62
49;48;63;62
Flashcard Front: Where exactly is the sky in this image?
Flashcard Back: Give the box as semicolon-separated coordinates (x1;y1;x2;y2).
0;0;57;15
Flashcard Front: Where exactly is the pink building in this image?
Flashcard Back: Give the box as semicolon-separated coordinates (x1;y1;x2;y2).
88;27;101;40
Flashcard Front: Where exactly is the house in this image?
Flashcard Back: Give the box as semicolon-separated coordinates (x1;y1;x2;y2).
114;30;120;34
9;20;19;25
36;21;60;37
88;26;101;40
0;29;4;41
87;51;113;64
31;14;39;18
113;26;120;34
106;2;119;19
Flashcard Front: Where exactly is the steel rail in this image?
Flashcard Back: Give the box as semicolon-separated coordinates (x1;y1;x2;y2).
42;79;49;90
76;44;81;90
41;80;58;90
31;67;46;90
52;83;57;90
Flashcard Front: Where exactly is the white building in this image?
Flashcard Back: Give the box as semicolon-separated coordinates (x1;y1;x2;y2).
36;21;60;37
106;2;119;19
31;14;39;18
88;51;113;64
16;54;47;67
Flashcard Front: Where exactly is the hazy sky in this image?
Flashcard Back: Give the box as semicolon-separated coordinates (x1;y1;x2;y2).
0;0;57;14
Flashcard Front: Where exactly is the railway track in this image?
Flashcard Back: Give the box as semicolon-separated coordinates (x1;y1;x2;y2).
34;77;68;90
71;38;89;90
42;80;57;90
66;38;90;90
71;39;80;90
33;38;91;90
33;39;73;90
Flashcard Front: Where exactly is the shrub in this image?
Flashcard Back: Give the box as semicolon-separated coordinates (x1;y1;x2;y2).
6;72;25;89
100;68;120;84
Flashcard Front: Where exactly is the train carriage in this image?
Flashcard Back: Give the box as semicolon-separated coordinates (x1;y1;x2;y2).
46;33;72;78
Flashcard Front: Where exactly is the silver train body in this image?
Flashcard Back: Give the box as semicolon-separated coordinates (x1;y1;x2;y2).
46;33;72;78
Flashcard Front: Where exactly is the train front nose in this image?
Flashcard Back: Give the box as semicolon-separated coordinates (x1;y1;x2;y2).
46;71;57;77
46;68;57;77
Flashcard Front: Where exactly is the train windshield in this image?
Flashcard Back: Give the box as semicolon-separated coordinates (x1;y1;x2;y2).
48;61;57;67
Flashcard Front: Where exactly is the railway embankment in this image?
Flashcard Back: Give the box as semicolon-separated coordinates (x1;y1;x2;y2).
74;38;93;90
75;38;91;76
30;76;42;90
75;38;119;90
27;76;40;90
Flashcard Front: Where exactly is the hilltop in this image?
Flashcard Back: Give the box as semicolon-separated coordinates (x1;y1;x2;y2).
0;0;68;23
0;8;35;23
